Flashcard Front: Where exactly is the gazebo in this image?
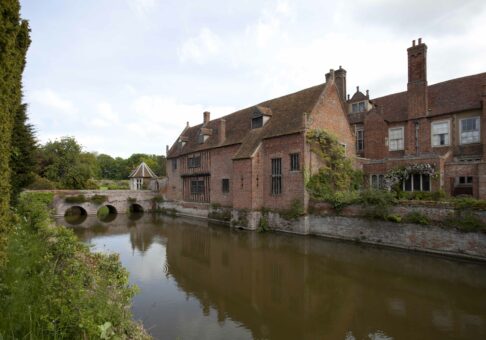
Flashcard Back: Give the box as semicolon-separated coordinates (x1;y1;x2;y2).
128;162;158;190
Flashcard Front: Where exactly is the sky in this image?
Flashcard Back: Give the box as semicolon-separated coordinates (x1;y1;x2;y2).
20;0;486;158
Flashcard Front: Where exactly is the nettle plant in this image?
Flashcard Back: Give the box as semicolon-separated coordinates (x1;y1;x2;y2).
384;163;437;190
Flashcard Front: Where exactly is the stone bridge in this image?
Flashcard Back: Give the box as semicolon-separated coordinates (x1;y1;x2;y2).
35;190;161;217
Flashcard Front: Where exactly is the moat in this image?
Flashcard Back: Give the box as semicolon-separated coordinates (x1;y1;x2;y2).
57;213;486;340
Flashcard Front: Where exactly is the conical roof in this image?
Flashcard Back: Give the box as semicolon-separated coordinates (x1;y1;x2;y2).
128;162;157;178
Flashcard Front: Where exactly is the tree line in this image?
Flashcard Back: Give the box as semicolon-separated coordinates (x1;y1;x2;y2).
30;136;167;190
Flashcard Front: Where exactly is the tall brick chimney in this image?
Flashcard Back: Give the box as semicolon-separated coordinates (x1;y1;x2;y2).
407;38;428;119
325;69;335;83
334;66;347;102
219;118;226;143
203;111;210;125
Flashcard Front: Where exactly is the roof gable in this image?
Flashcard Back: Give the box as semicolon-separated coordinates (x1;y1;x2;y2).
129;162;157;178
353;72;486;123
167;83;327;158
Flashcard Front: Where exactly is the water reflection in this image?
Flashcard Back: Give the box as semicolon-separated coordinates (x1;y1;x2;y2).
60;214;486;340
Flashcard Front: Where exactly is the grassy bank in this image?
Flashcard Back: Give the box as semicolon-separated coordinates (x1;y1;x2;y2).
0;192;150;339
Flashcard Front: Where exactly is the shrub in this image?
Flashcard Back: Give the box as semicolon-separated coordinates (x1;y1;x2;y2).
444;211;485;232
359;189;397;219
453;197;486;211
0;192;149;339
398;190;446;201
404;211;430;225
280;199;305;220
64;194;86;204
386;214;402;223
258;214;269;233
27;174;58;190
152;195;164;203
90;194;107;205
325;191;360;213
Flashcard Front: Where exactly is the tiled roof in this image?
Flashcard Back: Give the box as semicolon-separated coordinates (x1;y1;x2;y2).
351;72;486;123
128;162;157;178
167;83;326;159
349;90;367;102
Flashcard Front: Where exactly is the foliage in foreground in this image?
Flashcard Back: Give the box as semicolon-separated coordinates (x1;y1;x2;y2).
0;0;31;266
0;192;150;339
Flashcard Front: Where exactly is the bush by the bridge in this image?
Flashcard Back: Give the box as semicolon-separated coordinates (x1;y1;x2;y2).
0;192;150;339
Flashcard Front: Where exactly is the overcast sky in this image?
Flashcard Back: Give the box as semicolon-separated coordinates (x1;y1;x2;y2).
21;0;486;158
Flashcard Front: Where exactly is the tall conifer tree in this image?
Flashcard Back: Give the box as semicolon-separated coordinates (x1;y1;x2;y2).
0;1;31;263
10;103;36;202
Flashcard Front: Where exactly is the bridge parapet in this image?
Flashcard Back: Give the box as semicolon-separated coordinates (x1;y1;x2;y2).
27;190;162;216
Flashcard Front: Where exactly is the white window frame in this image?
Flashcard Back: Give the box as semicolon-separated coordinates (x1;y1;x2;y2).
459;116;480;145
431;119;450;147
388;126;404;151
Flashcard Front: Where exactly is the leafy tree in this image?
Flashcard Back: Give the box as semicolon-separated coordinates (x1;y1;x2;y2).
38;137;96;189
10;104;37;203
0;0;30;264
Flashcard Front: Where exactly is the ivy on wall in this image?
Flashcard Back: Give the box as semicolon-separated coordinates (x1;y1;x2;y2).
305;129;363;210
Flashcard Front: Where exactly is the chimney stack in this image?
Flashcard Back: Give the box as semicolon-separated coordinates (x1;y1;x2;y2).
219;119;226;142
166;145;169;155
335;66;347;102
325;69;335;83
203;111;210;124
407;38;428;119
366;89;369;98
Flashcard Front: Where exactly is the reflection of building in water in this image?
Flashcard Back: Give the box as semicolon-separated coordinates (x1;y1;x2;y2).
165;224;486;340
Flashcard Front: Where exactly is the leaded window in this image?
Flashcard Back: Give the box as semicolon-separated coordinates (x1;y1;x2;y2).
356;127;364;152
271;158;282;195
388;127;404;151
190;180;205;194
222;179;230;193
402;174;430;192
460;117;480;144
188;155;201;168
290;153;300;171
431;120;450;146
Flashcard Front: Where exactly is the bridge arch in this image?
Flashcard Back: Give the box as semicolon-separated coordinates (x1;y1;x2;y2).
64;206;88;225
128;203;144;220
97;204;118;222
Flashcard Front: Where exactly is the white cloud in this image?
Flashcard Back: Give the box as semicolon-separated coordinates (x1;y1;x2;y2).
178;28;222;64
29;88;78;115
126;0;158;18
91;101;120;128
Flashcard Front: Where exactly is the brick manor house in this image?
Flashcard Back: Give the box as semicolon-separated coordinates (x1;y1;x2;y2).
166;39;486;209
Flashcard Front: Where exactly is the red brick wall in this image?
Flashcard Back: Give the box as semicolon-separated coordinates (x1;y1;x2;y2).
308;81;355;158
363;111;388;159
209;145;239;207
444;163;479;198
262;133;305;210
166;158;183;201
232;159;253;209
251;146;264;210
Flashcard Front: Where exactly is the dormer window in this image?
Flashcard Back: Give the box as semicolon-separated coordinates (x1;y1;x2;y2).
251;106;272;129
352;101;366;113
252;116;263;129
179;138;187;148
198;127;212;144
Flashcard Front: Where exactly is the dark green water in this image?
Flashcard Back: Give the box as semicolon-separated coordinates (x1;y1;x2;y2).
58;213;486;340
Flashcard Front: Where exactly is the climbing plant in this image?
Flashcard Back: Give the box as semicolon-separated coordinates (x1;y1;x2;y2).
384;163;436;190
305;129;363;208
